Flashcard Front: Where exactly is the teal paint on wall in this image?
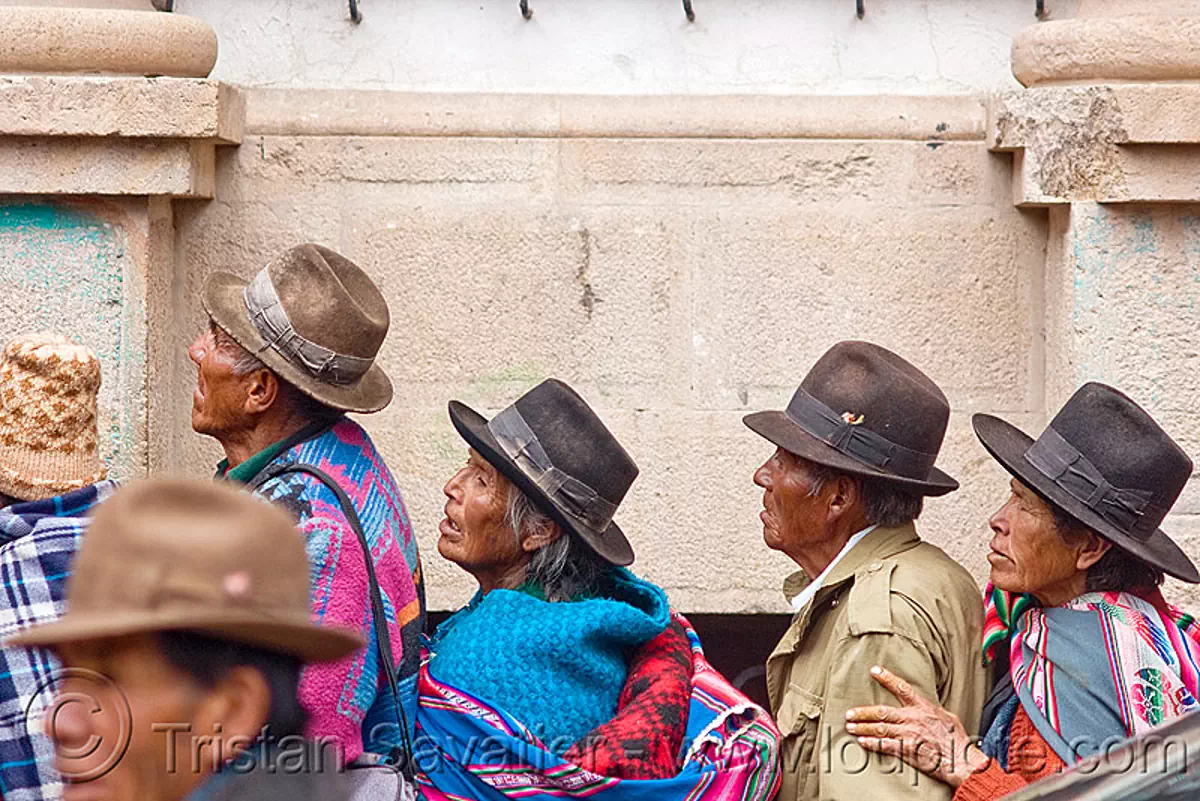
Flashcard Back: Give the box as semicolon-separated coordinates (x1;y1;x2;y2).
0;202;133;479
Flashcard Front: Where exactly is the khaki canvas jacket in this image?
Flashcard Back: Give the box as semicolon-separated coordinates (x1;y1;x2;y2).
767;523;986;801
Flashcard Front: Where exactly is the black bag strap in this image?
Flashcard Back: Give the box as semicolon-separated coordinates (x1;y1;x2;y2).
251;462;415;778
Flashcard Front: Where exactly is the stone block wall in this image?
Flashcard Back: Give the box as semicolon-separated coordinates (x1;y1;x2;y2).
9;1;1200;620
169;91;1047;613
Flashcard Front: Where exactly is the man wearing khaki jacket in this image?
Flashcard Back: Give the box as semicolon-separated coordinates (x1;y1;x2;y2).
744;341;985;801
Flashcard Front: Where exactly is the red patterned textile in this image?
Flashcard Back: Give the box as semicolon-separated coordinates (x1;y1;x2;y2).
563;619;694;778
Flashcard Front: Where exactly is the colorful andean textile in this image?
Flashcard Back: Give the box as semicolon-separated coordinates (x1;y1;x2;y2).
0;480;117;801
426;568;672;752
982;583;1200;764
416;612;781;800
561;618;694;779
235;418;426;763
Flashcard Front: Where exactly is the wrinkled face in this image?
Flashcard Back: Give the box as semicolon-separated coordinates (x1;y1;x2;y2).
187;322;253;440
47;635;211;801
752;447;829;556
987;478;1090;602
440;449;527;588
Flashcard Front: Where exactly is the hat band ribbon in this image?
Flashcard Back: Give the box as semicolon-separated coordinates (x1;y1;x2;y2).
243;269;374;386
1024;427;1159;540
487;405;619;533
784;389;937;479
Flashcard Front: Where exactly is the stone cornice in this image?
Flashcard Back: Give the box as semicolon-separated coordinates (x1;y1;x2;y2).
989;84;1200;206
244;89;988;142
0;76;242;197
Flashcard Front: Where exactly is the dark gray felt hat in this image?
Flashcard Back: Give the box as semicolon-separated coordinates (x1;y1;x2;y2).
743;341;959;496
449;379;638;566
974;382;1199;584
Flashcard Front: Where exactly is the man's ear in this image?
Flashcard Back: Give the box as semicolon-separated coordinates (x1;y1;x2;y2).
190;666;272;771
243;368;281;415
826;474;859;524
1075;530;1112;572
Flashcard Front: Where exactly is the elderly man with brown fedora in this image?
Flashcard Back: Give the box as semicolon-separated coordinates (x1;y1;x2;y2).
188;243;424;768
7;479;369;801
0;333;116;801
743;341;985;801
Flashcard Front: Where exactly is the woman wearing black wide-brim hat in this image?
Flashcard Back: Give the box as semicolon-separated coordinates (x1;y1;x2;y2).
846;382;1200;800
416;379;780;795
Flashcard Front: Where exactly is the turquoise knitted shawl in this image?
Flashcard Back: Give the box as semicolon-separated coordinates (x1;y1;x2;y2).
427;567;671;753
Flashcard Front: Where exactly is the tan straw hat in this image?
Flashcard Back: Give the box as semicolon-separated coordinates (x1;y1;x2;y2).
7;479;363;662
202;243;393;413
0;333;107;501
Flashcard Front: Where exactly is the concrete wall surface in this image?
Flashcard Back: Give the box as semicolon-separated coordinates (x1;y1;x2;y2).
1044;202;1200;608
178;0;1073;95
170;90;1051;613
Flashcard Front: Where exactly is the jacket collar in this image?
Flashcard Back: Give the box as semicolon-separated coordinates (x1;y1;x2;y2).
782;522;921;604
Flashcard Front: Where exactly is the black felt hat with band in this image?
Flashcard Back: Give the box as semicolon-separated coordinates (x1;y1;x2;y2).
448;379;637;566
743;341;959;496
974;382;1199;583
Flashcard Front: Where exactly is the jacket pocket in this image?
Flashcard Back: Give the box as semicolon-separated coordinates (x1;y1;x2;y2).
776;683;824;800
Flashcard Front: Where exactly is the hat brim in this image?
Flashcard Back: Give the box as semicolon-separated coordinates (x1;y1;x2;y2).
5;608;364;664
972;413;1200;584
742;410;959;496
447;400;635;567
203;271;394;414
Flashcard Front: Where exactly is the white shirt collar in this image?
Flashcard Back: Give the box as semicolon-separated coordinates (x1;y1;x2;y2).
790;524;878;614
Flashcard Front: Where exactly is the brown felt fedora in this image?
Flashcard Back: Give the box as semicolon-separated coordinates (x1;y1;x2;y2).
202;243;393;413
7;478;364;662
743;341;959;495
974;382;1199;583
448;379;638;566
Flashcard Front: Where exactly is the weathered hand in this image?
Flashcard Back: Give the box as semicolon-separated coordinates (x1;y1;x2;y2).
844;665;989;788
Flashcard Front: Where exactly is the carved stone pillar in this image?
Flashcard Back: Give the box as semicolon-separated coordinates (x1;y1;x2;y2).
0;1;241;477
992;0;1200;561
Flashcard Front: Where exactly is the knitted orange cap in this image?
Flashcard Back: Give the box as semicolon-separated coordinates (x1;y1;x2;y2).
0;333;106;502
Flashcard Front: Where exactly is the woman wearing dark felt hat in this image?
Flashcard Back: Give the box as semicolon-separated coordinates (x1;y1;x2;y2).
416;379;782;798
847;382;1200;800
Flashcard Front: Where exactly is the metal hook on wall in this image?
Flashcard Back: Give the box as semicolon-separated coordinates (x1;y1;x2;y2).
348;0;362;23
520;0;532;20
856;0;864;19
683;0;695;22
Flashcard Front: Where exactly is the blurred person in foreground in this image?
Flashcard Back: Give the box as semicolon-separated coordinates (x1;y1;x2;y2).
846;383;1200;800
743;341;986;801
7;479;365;801
189;243;424;765
0;333;116;801
415;378;782;801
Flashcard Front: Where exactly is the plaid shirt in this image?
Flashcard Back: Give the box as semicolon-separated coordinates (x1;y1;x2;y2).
0;481;117;801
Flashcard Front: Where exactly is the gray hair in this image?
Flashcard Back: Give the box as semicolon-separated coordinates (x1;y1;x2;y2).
211;322;267;376
208;321;339;422
804;462;924;528
505;482;611;602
